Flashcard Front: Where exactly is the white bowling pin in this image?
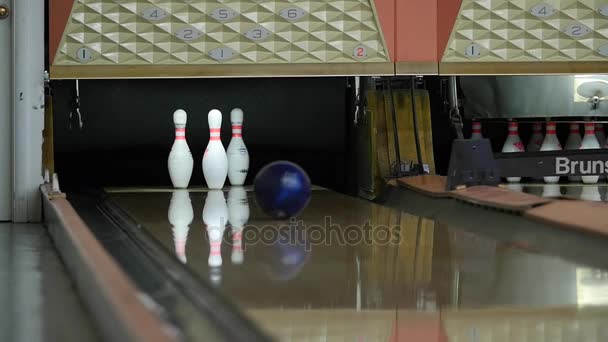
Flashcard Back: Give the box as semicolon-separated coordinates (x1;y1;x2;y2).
564;123;582;182
540;122;562;184
202;109;228;190
203;190;228;267
228;186;250;265
581;123;600;184
501;122;524;183
470;121;483;139
596;123;606;147
227;108;250;186
168;190;193;264
168;109;194;188
526;123;544;152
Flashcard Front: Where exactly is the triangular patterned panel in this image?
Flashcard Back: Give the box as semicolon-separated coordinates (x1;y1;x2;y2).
442;0;608;63
53;0;389;66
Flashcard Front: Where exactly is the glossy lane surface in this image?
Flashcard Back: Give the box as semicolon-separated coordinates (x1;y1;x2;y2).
109;188;608;341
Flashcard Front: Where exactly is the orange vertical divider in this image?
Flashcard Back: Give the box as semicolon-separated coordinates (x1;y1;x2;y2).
437;0;463;61
50;0;75;65
374;0;396;61
396;0;438;63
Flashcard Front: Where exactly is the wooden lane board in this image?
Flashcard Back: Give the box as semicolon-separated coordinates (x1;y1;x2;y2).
449;186;552;212
396;175;449;198
394;176;608;237
397;175;551;211
525;200;608;236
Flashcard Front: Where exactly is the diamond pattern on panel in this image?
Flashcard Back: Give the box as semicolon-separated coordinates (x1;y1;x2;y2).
54;0;389;65
442;0;608;62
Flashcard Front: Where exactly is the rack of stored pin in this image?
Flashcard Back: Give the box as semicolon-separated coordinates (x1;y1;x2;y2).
466;119;608;185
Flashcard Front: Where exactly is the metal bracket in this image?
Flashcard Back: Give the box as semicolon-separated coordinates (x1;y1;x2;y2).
446;139;500;191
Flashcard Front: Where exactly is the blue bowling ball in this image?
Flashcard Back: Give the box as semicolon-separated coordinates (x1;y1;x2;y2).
253;161;312;219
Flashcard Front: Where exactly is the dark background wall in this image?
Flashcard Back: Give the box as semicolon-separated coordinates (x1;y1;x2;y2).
52;77;353;192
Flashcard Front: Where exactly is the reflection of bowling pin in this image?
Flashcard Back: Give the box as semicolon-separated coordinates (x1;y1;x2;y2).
203;190;228;267
470;121;483;139
541;184;562;198
540;122;562;184
168;190;193;264
228;187;250;265
581;123;600;184
505;183;523;193
202;109;228;190
168;109;194;188
565;123;582;182
581;185;602;202
501;122;524;183
209;266;222;286
526;123;544;152
227;108;249;186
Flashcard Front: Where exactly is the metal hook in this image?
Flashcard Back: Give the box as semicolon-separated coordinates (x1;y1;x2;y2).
69;79;83;130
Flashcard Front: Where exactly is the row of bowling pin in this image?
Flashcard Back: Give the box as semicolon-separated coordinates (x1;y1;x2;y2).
169;187;249;274
168;108;249;189
472;121;607;184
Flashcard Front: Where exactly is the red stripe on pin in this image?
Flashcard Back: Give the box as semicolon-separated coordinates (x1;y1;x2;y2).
176;128;185;132
210;137;221;141
176;136;185;140
232;125;242;129
547;130;556;134
232;134;242;137
210;128;221;133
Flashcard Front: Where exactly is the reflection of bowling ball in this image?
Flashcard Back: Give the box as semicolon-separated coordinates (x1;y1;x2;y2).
262;225;311;281
253;161;312;219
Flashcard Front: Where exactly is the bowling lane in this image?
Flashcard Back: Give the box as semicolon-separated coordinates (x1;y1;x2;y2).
108;187;608;341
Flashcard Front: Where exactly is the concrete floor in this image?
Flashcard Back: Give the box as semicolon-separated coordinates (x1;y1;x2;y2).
0;223;99;342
